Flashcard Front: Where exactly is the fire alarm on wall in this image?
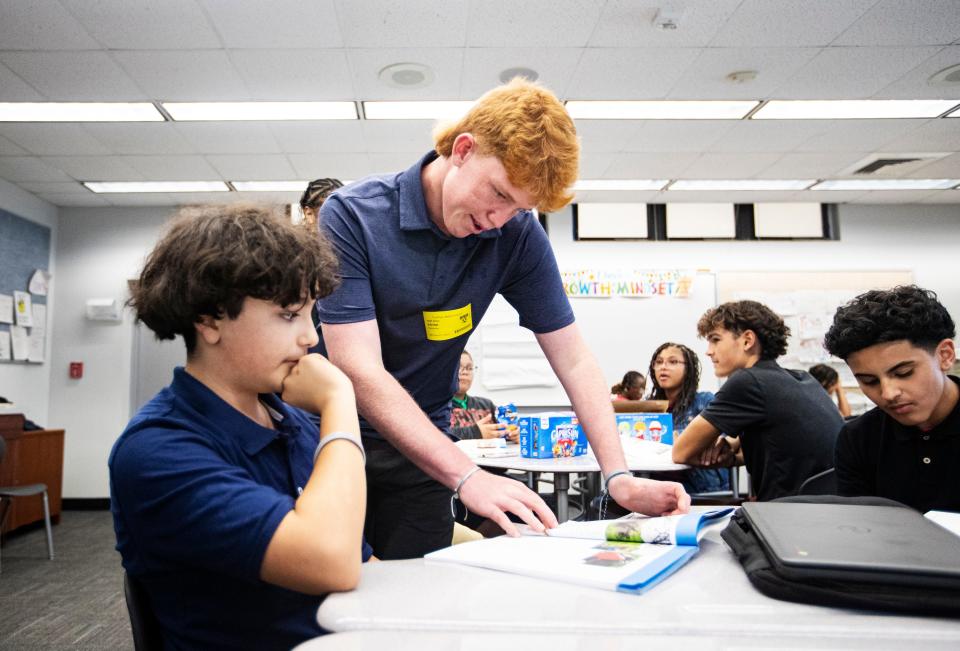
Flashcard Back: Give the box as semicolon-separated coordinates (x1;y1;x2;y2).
69;362;83;379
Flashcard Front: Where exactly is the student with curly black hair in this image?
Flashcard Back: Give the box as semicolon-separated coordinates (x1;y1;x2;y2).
824;285;959;512
672;300;842;500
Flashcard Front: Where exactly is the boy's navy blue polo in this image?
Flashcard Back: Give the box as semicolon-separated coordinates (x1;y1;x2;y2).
315;151;574;438
109;368;372;650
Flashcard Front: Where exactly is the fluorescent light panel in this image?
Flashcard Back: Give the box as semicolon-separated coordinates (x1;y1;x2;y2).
162;102;357;121
669;179;816;191
362;101;474;120
753;100;960;120
566;100;758;120
574;179;668;191
811;179;960;190
84;181;229;193
0;102;164;122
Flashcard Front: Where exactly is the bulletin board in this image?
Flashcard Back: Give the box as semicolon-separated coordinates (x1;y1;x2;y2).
469;272;718;408
717;270;914;415
0;208;51;364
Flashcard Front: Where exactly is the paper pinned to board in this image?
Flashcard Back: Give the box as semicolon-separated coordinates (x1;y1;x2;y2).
13;291;33;327
0;294;13;324
10;325;29;360
481;357;558;390
29;269;51;296
0;331;10;361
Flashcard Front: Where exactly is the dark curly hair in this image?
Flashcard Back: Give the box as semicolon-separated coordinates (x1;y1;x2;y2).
808;363;838;389
611;370;645;397
129;203;340;353
647;342;701;423
824;285;955;360
696;300;789;360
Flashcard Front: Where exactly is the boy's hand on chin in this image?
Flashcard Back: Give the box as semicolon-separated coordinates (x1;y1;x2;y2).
281;353;355;414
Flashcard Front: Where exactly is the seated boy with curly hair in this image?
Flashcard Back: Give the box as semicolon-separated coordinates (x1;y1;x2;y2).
824;285;959;512
672;300;843;500
110;204;370;649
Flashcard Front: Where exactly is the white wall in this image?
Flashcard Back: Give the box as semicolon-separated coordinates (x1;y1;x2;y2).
45;202;960;497
0;178;58;426
47;207;173;498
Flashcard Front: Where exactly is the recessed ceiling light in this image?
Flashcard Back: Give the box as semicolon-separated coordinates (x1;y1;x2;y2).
928;63;960;87
753;100;960;120
378;63;435;89
232;181;310;192
574;179;669;191
565;100;759;120
162;102;357;121
499;67;539;84
669;180;816;191
810;179;960;191
362;101;474;120
0;102;164;122
84;181;230;193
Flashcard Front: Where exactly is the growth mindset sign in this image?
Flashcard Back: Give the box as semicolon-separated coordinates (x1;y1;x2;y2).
561;270;694;298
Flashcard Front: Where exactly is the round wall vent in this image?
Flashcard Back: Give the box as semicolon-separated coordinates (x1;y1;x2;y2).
928;63;960;87
378;63;434;89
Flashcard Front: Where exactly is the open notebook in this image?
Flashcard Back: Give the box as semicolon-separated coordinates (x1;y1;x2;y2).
426;508;734;594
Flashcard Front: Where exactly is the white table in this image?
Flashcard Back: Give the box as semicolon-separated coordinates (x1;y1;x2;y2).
316;530;960;648
456;437;688;521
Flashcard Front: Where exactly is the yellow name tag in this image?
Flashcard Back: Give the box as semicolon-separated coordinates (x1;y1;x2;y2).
423;304;473;341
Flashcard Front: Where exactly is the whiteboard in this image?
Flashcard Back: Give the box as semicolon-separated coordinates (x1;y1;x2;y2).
468;273;719;408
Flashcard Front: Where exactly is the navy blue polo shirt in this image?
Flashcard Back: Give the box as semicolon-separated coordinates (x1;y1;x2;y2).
315;151;574;438
109;368;371;650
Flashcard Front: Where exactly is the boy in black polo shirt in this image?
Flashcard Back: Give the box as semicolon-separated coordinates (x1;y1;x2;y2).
824;285;960;512
672;300;842;500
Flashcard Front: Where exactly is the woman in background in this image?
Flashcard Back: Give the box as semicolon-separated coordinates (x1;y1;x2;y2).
647;342;730;494
611;370;646;401
808;363;852;418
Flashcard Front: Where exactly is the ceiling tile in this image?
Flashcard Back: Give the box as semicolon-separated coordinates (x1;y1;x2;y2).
234;190;301;204
577;152;615;177
573;190;661;204
272;121;367;153
903;152;960;178
123;155;223;180
590;0;740;48
200;0;343;48
360;121;434;153
606;151;701;178
0;156;74;182
0;134;28;155
61;0;222;49
366;152;423;175
679;153;783;179
875;46;960;99
101;193;181;207
288;152;374;179
18;181;90;194
41;156;145;181
467;0;601;47
567;48;700;99
756;152;871;179
706;121;833;154
772;46;942;99
205;154;296;180
229;49;355;100
175;123;282;154
871;119;960;151
575;121;642;153
37;192;110;207
347;48;464;99
920;190;960;203
0;63;44;101
81;124;197;155
624;121;735;153
337;0;467;47
855;189;942;203
803;190;868;203
459;48;581;99
0;51;147;101
793;119;929;153
113;50;250;101
667;47;821;100
658;190;805;203
0;1;100;49
0;124;111;156
711;0;875;47
833;0;960;46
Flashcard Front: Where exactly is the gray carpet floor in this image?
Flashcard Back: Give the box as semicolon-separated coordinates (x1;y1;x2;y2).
0;510;133;650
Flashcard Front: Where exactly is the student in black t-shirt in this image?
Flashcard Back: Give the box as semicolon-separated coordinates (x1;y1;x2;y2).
824;285;960;512
672;300;842;500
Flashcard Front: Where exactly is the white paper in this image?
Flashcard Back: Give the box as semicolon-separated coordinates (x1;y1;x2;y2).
0;294;12;324
0;331;10;361
9;325;29;360
13;291;33;327
481;358;558;390
28;269;51;296
27;303;46;362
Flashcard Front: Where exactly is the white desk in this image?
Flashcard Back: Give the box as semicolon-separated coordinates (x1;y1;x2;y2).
317;531;960;647
457;437;688;521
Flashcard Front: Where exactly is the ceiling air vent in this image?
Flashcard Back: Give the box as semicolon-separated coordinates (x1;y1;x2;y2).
842;153;948;177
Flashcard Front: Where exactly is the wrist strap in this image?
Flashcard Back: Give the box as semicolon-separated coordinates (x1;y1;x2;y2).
449;466;482;519
604;469;632;487
313;432;365;465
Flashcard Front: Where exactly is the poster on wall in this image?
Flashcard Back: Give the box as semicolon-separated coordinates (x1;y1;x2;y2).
560;269;695;298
